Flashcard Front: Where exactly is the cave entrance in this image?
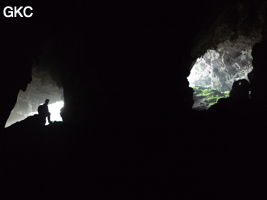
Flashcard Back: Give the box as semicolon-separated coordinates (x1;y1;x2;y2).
187;37;255;110
5;68;64;127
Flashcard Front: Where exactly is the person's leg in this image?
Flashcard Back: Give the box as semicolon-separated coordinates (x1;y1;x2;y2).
47;112;52;124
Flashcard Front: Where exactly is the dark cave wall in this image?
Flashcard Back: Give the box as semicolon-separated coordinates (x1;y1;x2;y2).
250;36;267;104
58;5;210;127
191;0;265;59
0;26;38;129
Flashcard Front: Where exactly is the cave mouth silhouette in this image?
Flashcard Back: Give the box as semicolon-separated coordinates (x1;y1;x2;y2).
5;68;64;128
187;37;255;110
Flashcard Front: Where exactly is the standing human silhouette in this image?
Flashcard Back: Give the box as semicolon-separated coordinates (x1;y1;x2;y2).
38;99;52;124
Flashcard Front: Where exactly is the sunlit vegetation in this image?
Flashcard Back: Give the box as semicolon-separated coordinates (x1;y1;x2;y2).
192;86;230;108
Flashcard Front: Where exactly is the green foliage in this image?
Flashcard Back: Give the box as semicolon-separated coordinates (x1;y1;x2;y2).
192;86;230;108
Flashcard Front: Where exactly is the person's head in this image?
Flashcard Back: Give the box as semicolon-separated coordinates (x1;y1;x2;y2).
45;99;49;105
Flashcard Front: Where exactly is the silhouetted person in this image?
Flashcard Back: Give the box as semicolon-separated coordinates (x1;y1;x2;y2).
38;99;52;125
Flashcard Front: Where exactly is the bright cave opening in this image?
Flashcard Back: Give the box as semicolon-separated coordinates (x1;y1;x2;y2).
187;36;255;110
5;68;64;127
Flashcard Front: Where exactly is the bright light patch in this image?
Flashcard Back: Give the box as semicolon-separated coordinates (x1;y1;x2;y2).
48;101;64;123
187;36;255;110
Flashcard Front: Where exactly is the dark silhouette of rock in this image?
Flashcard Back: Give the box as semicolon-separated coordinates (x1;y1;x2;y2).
230;79;250;101
209;79;251;113
7;114;45;130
